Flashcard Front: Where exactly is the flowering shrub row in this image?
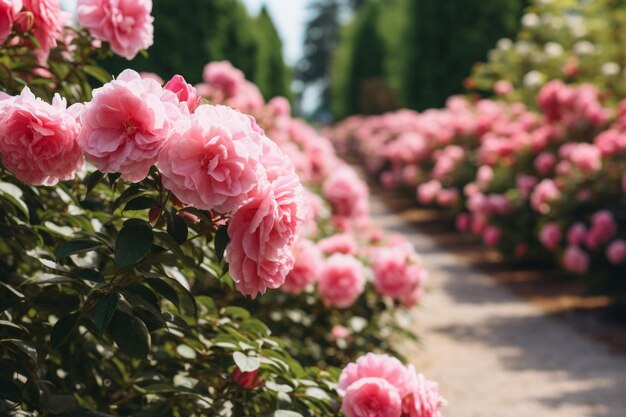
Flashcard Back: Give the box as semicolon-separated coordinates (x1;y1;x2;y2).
0;2;443;416
331;79;626;295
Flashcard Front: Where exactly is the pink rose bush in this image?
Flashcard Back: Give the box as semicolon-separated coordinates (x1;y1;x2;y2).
330;79;626;293
0;0;22;44
77;0;154;60
339;354;446;417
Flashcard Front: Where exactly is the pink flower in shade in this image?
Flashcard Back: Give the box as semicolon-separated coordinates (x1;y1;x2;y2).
323;166;369;220
539;222;562;251
482;226;502;247
342;378;402;417
317;254;365;308
372;248;423;299
0;0;22;44
267;96;291;118
531;179;560;214
318;233;358;255
494;80;513;96
562;246;589;274
225;172;306;298
164;75;201;113
456;213;471;233
436;188;459;208
282;239;322;295
567;222;587;246
534;152;557;176
157;105;266;212
515;242;529;258
338;353;414;397
202;61;245;99
584;210;617;250
607;240;626;265
0;87;83;186
79;69;180;182
331;325;351;341
476;165;494;189
403;368;446;417
23;0;68;59
77;0;154;60
417;180;442;205
568;143;602;173
516;174;537;199
471;214;487;235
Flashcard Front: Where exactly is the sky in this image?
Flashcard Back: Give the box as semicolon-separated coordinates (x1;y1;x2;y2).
241;0;311;65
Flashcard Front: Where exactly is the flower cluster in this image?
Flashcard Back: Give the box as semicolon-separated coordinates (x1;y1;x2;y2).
331;80;626;293
338;354;445;417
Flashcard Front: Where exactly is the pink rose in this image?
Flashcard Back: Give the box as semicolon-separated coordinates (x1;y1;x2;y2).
534;152;556;176
202;61;245;99
436;188;459;207
607;240;626;265
338;353;413;397
318;254;365;308
567;223;587;246
331;325;351;341
568;143;602;173
77;0;154;60
539;223;562;251
318;233;358;255
515;242;529;258
494;80;513;96
323;166;369;221
23;0;68;59
482;226;502;247
530;179;560;214
282;239;322;295
417;180;442;205
0;0;22;44
342;378;403;417
403;368;446;417
158;105;265;212
0;87;83;185
456;213;471;233
79;69;180;182
476;165;494;188
585;210;617;250
225;172;305;298
562;246;589;274
372;248;423;298
165;75;201;113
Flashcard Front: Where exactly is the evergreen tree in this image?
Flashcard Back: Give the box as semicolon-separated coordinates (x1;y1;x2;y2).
255;6;292;100
404;0;523;110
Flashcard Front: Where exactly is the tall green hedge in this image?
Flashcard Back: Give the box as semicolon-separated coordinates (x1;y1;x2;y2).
104;0;290;99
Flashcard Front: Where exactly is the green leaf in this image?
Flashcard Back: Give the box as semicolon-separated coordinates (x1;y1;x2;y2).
56;239;101;261
45;395;78;415
222;306;250;320
259;411;304;417
83;65;112;84
115;222;153;268
124;196;157;211
0;182;29;219
94;293;119;335
146;274;197;316
71;268;104;283
85;171;105;196
265;381;293;393
167;213;188;244
0;376;22;402
50;312;79;350
215;225;229;262
233;351;261;372
108;311;151;359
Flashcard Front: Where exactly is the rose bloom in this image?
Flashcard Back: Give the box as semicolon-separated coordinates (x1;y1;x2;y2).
417;180;442;205
79;69;180;182
403;369;446;417
456;213;471;233
23;0;68;59
158;105;266;212
342;378;403;417
0;87;83;185
202;61;245;99
338;353;414;397
164;74;200;113
531;179;560;214
539;222;562;251
77;0;154;60
323;166;369;220
562;246;589;274
372;248;423;298
317;254;365;308
567;222;587;246
606;240;626;265
482;225;502;247
225;172;306;298
0;0;22;44
318;233;358;255
282;239;322;295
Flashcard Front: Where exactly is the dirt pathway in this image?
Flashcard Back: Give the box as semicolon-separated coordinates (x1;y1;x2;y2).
369;192;626;417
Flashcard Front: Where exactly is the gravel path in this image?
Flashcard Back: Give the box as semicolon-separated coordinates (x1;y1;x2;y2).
369;192;626;417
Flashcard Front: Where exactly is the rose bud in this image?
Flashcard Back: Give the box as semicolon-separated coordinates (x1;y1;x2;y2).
231;368;263;390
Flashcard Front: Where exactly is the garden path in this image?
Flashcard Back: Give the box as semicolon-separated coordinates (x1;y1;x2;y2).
369;189;626;417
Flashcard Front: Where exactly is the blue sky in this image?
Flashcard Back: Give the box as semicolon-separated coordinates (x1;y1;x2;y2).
241;0;311;65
